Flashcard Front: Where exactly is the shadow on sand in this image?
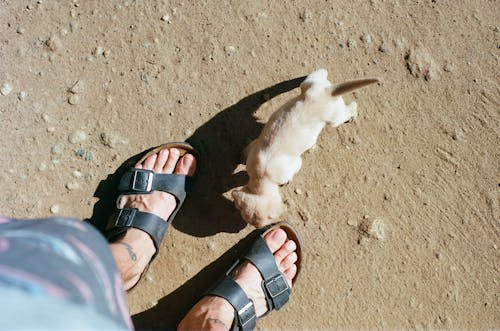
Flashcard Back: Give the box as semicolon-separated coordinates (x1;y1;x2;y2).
87;75;305;238
85;75;305;330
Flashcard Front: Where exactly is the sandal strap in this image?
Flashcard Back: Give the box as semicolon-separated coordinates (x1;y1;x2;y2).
244;236;291;312
106;208;168;258
206;276;257;331
117;168;193;202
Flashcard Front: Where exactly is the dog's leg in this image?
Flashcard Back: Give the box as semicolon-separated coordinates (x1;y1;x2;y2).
344;101;358;123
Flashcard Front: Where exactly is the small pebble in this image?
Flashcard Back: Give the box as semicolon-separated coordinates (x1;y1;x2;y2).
51;145;64;154
66;181;81;191
451;129;465;141
443;62;454;72
224;45;236;55
47;127;55;132
378;43;391;53
206;241;216;252
103;49;111;58
94;46;104;56
38;163;47;171
1;83;13;96
72;170;83;178
50;204;60;214
17;27;25;34
359;218;386;240
69;20;78;32
68;94;80;105
294;188;303;195
299;8;311;22
361;33;373;44
69;80;85;94
106;95;113;103
101;132;128;148
46;34;62;52
69;130;87;144
347;39;357;48
18;91;28;100
160;14;171;23
350;136;361;145
406;47;439;81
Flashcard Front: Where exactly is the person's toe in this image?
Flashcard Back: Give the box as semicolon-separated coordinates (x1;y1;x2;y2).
163;148;180;173
273;239;297;266
263;228;298;286
175;153;197;176
263;228;288;253
282;264;297;284
281;251;298;269
154;149;170;173
141;153;157;169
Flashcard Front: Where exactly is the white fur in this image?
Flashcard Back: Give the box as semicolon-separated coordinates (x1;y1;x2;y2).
232;69;363;227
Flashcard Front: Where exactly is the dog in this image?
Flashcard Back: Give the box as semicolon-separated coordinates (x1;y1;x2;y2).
232;69;379;227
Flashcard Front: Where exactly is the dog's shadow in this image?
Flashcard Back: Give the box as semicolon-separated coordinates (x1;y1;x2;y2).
87;76;305;237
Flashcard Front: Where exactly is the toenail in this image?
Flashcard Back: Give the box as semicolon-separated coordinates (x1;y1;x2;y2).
170;148;179;155
286;240;296;250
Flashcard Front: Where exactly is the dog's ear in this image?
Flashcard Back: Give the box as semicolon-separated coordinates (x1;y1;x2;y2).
330;78;380;97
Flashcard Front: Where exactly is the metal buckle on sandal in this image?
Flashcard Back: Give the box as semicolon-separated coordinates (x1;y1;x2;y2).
238;301;256;327
264;274;290;299
115;208;137;227
131;169;153;192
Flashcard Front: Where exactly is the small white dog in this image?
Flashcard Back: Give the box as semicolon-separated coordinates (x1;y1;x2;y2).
232;69;379;227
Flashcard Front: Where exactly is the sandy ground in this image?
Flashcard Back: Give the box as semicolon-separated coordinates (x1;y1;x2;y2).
1;0;499;330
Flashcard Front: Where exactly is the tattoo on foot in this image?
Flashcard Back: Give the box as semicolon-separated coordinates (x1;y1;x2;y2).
120;242;137;261
207;318;229;330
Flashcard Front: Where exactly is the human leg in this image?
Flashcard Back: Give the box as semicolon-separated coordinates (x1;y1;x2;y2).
178;225;299;331
0;217;133;330
108;145;197;290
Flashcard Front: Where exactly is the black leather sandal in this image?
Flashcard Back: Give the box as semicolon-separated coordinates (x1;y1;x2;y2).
106;142;198;261
206;222;301;331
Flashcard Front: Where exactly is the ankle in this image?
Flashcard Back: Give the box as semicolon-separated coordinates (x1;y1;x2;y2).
111;229;156;289
178;296;235;331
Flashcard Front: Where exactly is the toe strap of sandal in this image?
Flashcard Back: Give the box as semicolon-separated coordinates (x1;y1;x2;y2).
106;208;169;258
244;236;291;313
206;276;257;331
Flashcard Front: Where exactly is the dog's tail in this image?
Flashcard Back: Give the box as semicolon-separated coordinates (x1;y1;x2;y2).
331;78;380;97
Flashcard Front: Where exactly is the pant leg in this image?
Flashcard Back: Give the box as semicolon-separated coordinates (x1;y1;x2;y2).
0;217;133;330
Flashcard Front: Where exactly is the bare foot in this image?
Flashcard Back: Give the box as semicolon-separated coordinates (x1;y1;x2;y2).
178;227;298;331
110;147;196;290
